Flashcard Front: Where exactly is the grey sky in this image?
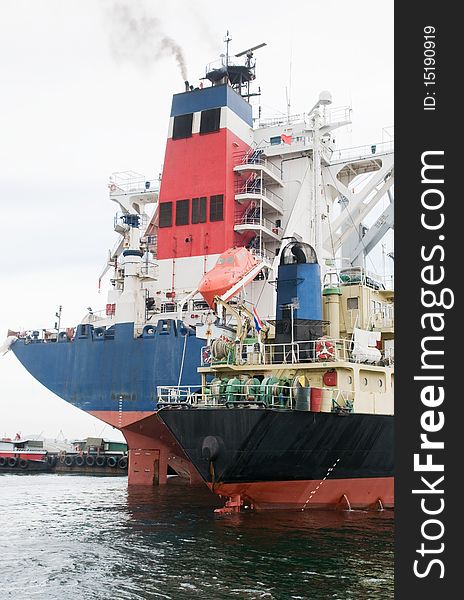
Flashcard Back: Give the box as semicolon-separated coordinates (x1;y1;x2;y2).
0;0;393;440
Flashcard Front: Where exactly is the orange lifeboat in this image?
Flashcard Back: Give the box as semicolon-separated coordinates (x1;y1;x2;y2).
198;247;258;307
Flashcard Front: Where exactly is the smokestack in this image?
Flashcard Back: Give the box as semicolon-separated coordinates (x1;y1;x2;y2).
184;80;190;92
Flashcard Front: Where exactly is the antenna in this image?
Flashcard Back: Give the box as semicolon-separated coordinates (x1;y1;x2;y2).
235;42;267;58
224;30;232;67
287;47;293;123
235;42;266;100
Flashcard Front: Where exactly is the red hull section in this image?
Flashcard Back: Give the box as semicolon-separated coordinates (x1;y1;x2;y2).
211;477;394;511
0;451;46;461
89;410;202;487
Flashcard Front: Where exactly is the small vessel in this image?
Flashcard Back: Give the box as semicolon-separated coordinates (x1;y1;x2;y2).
0;438;52;472
54;437;128;473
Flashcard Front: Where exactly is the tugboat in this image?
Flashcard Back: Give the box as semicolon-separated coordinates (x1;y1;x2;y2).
156;240;394;512
0;437;53;473
3;35;394;490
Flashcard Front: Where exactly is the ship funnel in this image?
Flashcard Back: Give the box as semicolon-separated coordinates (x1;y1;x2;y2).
275;242;323;346
184;80;190;92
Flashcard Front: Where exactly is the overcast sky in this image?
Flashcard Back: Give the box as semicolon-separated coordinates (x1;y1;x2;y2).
0;0;393;441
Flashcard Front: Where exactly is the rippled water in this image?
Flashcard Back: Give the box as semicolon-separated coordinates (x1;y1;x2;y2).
0;474;393;599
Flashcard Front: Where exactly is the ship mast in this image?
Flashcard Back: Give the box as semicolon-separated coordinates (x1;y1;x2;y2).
308;92;333;263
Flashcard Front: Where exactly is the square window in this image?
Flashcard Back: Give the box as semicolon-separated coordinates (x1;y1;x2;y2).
176;199;189;226
172;113;193;140
210;194;224;222
192;197;207;224
347;297;359;310
159;202;172;228
200;108;221;134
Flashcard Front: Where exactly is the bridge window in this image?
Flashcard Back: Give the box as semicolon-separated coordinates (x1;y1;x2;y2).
172;113;193;140
159;202;173;228
192;196;207;224
200;108;221;134
210;194;224;222
176;199;190;226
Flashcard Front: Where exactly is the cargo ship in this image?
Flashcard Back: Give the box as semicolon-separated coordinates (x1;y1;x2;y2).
3;36;394;492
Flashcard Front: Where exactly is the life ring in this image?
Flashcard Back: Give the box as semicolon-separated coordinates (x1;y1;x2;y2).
316;339;335;361
109;183;117;192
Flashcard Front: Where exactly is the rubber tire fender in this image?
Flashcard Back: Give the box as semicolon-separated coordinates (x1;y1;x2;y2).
118;457;128;469
201;436;221;462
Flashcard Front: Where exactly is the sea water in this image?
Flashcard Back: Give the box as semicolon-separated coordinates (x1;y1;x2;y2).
0;474;393;599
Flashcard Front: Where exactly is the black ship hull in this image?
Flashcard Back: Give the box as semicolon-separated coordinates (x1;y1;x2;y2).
158;408;394;511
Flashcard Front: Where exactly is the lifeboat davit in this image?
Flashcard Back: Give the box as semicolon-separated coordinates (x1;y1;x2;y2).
198;247;258;307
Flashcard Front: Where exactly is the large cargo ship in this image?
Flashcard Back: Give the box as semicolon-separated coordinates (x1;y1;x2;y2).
4;38;394;491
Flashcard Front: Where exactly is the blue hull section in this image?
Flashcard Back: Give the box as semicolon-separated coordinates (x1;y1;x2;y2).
11;320;204;413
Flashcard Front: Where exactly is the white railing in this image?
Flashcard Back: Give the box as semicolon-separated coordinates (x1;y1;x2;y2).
201;338;354;367
330;140;394;164
249;247;276;263
258;106;351;129
156;383;356;413
109;171;159;195
156;386;202;406
258;113;306;127
234;213;282;236
235;182;284;211
239;149;282;179
339;266;394;291
261;338;353;365
201;336;394;368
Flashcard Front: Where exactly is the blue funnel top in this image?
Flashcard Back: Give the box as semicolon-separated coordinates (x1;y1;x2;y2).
276;242;322;321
